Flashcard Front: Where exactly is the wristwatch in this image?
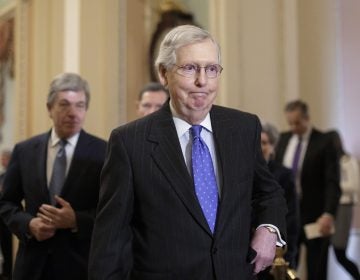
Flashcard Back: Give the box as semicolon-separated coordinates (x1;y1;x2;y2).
264;226;277;234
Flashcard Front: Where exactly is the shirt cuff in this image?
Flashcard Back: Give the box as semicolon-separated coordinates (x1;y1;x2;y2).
256;224;286;247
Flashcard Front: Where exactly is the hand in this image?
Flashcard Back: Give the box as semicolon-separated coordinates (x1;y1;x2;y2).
250;227;277;274
37;196;77;230
28;217;56;241
317;213;334;236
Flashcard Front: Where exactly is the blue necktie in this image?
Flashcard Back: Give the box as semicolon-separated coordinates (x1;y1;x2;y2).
191;125;219;233
292;136;302;176
49;139;67;205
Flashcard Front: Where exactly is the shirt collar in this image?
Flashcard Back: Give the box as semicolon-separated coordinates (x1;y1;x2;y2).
50;128;80;147
170;103;213;138
292;126;312;141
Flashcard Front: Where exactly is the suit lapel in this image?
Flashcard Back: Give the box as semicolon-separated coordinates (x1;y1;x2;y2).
148;105;212;235
61;130;90;197
209;107;238;237
301;129;318;174
34;133;52;203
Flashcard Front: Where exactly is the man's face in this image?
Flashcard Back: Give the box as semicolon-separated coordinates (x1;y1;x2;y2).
136;91;168;117
159;39;220;124
261;132;273;161
48;90;87;139
285;109;309;136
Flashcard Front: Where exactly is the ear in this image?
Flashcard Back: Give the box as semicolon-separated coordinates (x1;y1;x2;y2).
47;103;52;118
135;100;140;111
157;65;168;87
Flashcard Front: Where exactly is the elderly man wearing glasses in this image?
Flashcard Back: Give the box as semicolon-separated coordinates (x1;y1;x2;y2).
89;25;287;280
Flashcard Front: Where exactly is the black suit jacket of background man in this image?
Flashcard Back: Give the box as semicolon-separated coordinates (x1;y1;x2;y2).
0;130;106;280
275;129;341;225
89;104;287;280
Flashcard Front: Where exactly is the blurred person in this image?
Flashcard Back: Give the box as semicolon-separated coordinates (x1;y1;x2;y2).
257;123;299;280
275;100;341;280
328;130;360;280
89;25;287;279
0;149;12;280
0;73;107;280
136;82;169;117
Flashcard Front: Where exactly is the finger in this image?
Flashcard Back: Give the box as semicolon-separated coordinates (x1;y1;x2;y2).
37;212;53;224
40;205;58;216
54;195;69;207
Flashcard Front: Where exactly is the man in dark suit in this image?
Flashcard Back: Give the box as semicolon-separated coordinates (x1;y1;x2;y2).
0;73;107;280
275;100;341;280
0;149;13;280
89;25;287;280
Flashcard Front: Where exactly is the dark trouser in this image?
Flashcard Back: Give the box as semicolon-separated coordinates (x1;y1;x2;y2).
0;218;12;278
333;247;360;280
304;236;330;280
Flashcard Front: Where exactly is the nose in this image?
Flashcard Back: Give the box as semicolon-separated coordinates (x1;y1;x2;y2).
67;104;78;116
195;68;207;87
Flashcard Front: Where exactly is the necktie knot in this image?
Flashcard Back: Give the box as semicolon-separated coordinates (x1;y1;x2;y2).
57;139;67;157
59;139;67;148
191;125;202;140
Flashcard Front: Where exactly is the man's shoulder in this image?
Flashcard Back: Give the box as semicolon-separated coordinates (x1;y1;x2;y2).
211;105;258;121
16;132;49;148
78;131;107;157
80;130;107;145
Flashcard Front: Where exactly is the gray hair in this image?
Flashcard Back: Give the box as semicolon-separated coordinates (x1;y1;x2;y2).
47;73;90;108
155;25;221;71
262;122;279;146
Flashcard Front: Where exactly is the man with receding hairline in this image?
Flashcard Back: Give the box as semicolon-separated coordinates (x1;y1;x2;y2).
90;25;287;280
0;73;106;280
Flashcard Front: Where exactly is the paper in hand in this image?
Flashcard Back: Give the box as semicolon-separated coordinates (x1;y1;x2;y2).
304;222;335;239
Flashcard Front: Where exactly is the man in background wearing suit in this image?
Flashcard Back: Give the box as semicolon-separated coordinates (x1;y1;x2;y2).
0;149;12;280
0;73;107;280
275;100;341;280
136;82;169;118
89;25;287;280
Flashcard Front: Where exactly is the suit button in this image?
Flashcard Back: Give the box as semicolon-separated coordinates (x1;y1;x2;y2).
212;247;218;254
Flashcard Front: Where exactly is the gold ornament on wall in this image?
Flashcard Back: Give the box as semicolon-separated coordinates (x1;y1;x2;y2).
0;18;14;143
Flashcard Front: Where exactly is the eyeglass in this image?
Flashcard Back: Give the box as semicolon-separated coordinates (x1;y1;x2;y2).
174;64;223;78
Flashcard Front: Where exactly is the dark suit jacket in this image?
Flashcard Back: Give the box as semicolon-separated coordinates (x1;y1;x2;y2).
267;160;299;268
0;130;106;280
89;104;287;280
275;129;341;225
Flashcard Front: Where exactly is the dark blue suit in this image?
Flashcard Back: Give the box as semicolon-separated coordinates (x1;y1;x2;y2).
0;130;106;280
